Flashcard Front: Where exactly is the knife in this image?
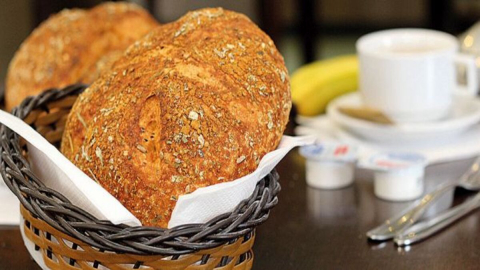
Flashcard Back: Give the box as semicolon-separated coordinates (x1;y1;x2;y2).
394;192;480;246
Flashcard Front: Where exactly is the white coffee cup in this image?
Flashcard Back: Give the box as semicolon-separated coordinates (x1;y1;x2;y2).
356;29;478;123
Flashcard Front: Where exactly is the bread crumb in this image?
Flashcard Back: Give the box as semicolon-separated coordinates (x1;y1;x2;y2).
198;134;205;147
236;155;246;164
95;147;103;166
188;110;199;120
76;112;87;128
136;144;147;153
171;175;183;183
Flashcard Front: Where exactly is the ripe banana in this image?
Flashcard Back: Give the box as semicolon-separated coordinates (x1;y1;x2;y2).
291;55;359;116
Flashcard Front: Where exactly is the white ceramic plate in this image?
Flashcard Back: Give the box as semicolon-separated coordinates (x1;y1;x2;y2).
326;92;480;143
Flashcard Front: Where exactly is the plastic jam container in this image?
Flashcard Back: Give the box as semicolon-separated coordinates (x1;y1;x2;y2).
364;152;427;201
299;143;357;189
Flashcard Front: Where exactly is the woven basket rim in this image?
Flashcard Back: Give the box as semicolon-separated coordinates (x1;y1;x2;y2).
0;84;281;256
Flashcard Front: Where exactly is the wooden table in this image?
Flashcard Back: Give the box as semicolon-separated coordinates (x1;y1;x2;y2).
1;152;479;270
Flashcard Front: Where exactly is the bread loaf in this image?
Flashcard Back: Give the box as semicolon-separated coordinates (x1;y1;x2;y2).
5;2;158;111
61;8;291;228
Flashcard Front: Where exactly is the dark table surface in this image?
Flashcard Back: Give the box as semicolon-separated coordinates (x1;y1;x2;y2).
1;151;479;270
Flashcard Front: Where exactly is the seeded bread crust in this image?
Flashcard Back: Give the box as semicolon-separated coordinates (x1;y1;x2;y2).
5;2;158;111
61;8;291;228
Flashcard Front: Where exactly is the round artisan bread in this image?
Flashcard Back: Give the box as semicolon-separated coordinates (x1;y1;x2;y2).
61;8;291;228
5;2;158;111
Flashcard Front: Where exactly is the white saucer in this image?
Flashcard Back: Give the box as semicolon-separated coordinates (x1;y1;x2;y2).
326;92;480;143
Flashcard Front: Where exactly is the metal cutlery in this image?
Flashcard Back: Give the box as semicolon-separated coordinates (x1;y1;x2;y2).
367;156;480;241
394;191;480;246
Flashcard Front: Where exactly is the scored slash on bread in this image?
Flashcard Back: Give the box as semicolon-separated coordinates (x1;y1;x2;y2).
61;8;292;228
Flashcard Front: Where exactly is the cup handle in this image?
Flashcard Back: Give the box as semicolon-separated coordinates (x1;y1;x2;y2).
455;53;478;96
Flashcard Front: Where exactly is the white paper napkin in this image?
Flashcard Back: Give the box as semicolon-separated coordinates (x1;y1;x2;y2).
0;109;314;228
295;115;480;165
168;135;315;228
0;181;20;225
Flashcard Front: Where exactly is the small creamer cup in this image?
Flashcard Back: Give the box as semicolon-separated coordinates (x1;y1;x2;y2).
360;152;427;201
300;143;357;190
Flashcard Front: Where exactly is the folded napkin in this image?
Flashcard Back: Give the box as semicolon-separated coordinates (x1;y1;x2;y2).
295;115;480;165
0;109;314;228
169;135;315;227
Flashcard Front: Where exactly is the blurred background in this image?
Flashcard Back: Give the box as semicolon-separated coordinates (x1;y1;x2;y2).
1;0;480;83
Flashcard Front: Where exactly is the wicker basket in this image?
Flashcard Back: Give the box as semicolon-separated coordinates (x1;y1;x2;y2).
0;84;281;270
